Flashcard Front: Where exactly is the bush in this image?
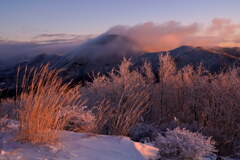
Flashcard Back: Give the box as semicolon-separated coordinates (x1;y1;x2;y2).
149;54;240;156
91;82;151;136
82;59;152;136
155;127;217;160
64;105;96;132
0;98;19;119
129;123;159;143
17;65;83;144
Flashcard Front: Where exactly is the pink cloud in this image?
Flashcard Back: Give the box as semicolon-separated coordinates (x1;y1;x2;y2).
107;18;240;51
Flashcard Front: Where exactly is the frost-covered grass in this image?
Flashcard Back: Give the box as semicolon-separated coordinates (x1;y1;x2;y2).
81;59;152;136
155;127;217;160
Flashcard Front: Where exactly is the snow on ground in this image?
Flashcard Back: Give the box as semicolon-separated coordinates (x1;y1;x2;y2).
57;131;158;160
0;121;158;160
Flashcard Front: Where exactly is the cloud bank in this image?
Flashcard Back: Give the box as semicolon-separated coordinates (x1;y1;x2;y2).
106;18;240;51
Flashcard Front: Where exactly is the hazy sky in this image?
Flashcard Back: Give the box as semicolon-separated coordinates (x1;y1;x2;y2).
1;0;240;42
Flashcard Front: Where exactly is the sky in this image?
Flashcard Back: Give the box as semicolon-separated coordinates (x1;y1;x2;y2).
1;0;240;42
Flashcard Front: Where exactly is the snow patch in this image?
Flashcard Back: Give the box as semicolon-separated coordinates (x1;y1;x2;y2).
0;126;158;160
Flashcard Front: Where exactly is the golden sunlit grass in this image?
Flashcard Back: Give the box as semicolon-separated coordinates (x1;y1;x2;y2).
17;65;81;144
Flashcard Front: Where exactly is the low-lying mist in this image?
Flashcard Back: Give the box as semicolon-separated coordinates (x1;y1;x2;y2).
0;43;74;62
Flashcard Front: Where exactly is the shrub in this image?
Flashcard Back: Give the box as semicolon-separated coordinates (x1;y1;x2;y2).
17;65;82;144
149;54;240;156
0;98;19;119
64;105;96;132
0;117;10;132
92;83;151;136
82;59;152;136
129;123;159;143
82;58;153;107
155;127;217;160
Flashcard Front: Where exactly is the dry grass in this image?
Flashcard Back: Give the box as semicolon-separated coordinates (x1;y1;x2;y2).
93;85;151;136
84;59;152;136
110;85;151;135
17;64;82;144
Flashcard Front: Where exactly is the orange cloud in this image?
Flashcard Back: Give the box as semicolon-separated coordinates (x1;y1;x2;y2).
107;21;199;51
207;18;240;36
106;18;240;51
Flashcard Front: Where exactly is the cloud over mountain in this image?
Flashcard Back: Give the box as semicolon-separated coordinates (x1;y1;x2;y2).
106;18;240;51
1;18;240;63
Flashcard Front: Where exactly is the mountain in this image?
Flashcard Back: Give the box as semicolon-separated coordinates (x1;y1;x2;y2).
135;46;240;73
1;34;240;97
62;34;142;82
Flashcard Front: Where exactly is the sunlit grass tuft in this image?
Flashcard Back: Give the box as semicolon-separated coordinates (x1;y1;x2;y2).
17;64;81;144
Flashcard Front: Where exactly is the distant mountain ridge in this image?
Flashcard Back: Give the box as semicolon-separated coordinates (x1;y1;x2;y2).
136;45;240;73
0;34;240;97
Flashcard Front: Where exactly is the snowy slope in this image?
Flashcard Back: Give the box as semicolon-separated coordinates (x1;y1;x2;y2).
56;132;158;160
0;123;158;160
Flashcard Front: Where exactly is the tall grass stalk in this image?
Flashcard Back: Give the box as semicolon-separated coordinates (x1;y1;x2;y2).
17;65;81;144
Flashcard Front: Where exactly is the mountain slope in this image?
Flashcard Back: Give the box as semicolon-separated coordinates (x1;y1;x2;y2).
136;46;240;73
